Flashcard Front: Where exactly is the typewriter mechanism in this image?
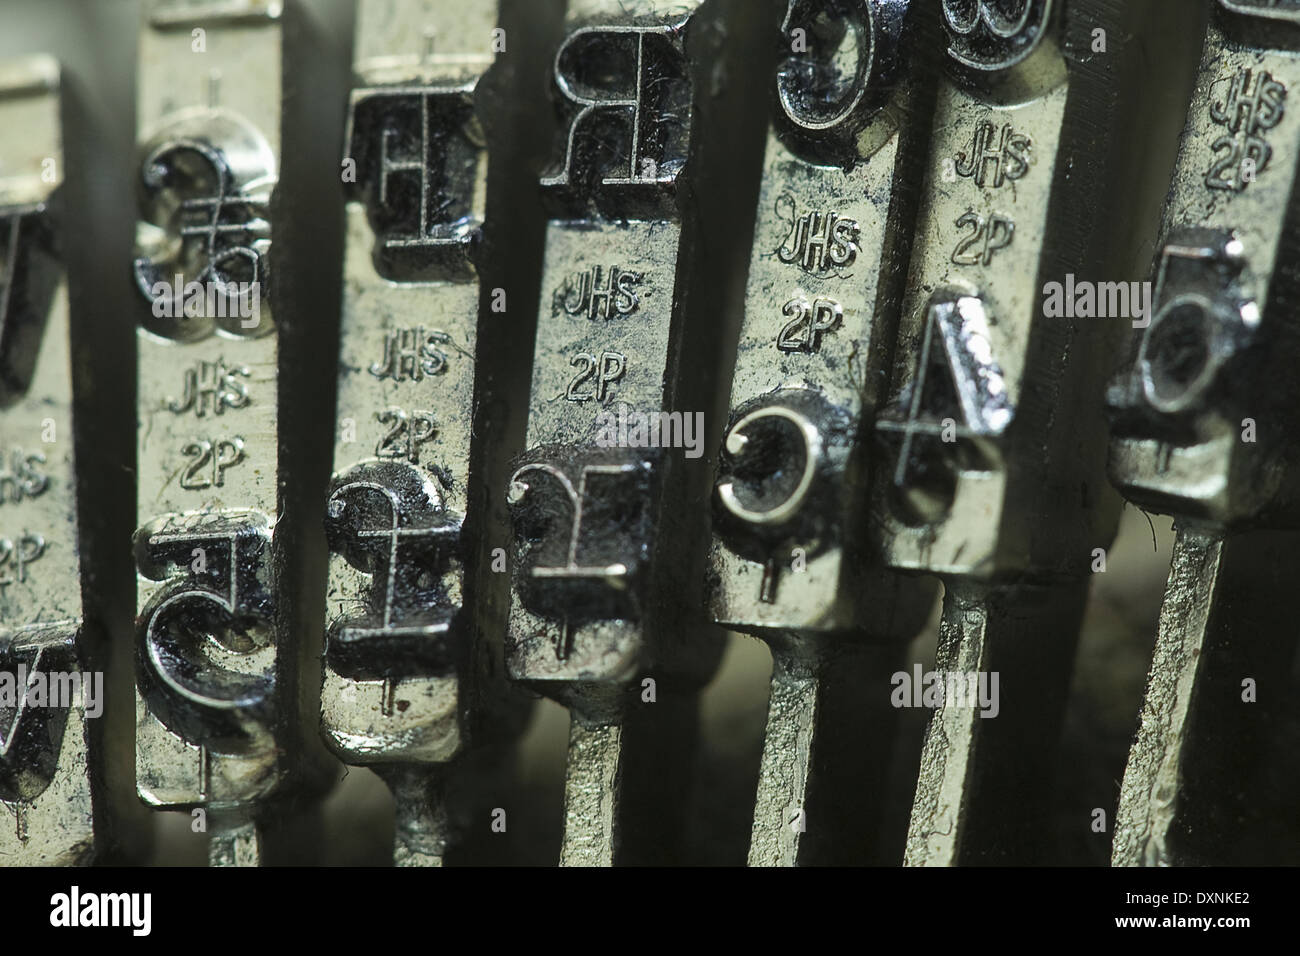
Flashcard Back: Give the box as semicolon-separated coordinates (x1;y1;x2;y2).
0;0;1299;874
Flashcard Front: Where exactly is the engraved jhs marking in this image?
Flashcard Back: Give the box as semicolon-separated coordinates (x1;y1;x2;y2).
168;359;251;417
179;438;246;489
0;532;45;590
0;449;48;504
777;296;842;353
951;212;1015;266
566;352;626;403
1206;68;1286;192
375;408;437;462
954;122;1030;189
775;195;859;273
556;267;642;320
369;327;450;381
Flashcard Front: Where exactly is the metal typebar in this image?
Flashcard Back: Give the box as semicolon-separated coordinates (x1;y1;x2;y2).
871;0;1196;865
706;0;938;867
131;0;329;867
321;0;501;867
1109;0;1300;867
503;0;754;866
0;54;96;865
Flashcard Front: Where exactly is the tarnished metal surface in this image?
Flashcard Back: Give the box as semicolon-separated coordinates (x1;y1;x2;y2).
902;585;988;865
503;0;745;866
1111;527;1219;867
4;0;1299;870
320;0;499;867
1109;0;1300;867
710;0;932;634
903;578;1088;864
872;0;1197;865
0;55;95;866
558;719;620;865
1108;10;1300;526
707;0;938;867
130;0;308;866
1110;527;1300;866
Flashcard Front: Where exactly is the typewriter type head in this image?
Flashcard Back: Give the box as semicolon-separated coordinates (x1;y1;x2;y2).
1108;227;1300;529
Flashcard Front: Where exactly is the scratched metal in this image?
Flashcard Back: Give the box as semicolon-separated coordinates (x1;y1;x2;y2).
1109;0;1300;866
504;0;733;866
320;0;498;868
0;55;95;865
711;0;934;633
706;0;937;867
131;0;290;866
871;0;1193;865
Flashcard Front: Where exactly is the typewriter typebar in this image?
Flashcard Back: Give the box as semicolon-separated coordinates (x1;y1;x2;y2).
321;0;500;867
130;0;325;866
870;0;1192;865
0;56;95;865
1109;0;1300;867
503;0;746;866
707;0;937;867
